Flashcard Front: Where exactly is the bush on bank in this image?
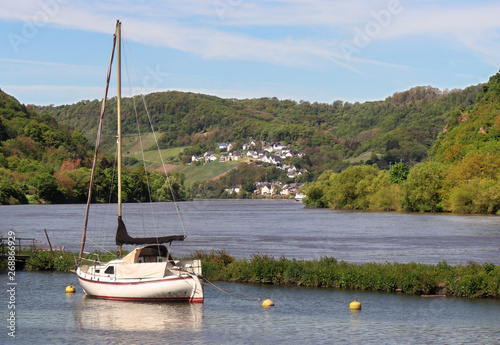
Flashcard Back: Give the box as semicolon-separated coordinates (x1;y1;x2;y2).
25;251;119;272
302;161;500;214
195;251;500;299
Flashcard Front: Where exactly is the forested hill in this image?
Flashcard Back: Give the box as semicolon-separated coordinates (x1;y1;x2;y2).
0;89;188;205
0;88;93;204
4;69;500;210
302;71;500;214
430;72;500;163
36;84;481;172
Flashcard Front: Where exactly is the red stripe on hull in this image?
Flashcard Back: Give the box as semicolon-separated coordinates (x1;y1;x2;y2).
85;294;204;303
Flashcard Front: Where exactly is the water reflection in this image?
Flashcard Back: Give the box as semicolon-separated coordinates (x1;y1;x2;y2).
74;297;203;331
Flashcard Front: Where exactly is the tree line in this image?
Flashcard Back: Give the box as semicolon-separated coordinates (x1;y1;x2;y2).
2;70;496;209
36;84;481;175
303;72;500;214
0;89;188;204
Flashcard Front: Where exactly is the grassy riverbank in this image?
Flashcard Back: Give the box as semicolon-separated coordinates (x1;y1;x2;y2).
18;251;117;272
16;250;500;299
196;250;500;299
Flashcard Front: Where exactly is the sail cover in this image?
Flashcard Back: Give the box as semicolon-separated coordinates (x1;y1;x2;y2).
115;216;186;245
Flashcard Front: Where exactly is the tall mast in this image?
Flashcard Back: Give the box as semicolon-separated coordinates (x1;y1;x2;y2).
78;22;117;263
116;20;124;257
116;20;122;219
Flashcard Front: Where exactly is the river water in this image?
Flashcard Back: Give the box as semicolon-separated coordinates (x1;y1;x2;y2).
1;200;500;344
1;199;499;264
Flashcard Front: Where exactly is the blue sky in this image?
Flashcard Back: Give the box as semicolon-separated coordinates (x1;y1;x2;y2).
1;0;500;106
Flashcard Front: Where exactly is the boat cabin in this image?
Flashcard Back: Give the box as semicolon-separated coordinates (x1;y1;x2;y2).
122;244;174;264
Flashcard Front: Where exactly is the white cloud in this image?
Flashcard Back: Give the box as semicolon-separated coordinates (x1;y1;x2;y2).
2;0;499;71
0;57;97;70
0;0;411;70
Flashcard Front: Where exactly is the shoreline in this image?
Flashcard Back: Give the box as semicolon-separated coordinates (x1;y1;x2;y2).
6;249;499;299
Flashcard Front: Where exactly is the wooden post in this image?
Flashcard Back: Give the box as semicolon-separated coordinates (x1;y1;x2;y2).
44;229;55;258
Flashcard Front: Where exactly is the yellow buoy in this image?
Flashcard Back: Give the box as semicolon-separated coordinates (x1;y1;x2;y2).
262;299;274;307
65;285;76;293
349;300;361;310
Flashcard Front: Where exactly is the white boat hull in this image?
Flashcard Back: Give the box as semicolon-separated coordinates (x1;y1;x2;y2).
77;274;203;302
76;254;204;303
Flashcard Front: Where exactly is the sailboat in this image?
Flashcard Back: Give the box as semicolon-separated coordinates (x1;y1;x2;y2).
75;20;203;302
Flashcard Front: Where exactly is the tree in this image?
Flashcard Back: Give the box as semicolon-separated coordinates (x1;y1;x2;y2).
367;170;401;211
156;173;188;201
29;172;64;203
325;165;380;209
0;173;28;205
401;161;445;212
303;170;334;208
390;162;409;183
0;118;8;141
126;167;151;202
60;168;90;203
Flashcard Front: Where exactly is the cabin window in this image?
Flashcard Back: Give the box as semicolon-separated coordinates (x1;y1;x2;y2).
144;256;156;263
104;266;114;274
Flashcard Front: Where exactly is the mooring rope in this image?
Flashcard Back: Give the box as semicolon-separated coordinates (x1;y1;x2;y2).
86;239;117;257
201;276;263;302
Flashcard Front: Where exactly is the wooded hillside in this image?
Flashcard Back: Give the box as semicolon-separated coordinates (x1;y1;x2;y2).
37;84;480;173
1;72;494;209
0;89;186;204
302;71;500;214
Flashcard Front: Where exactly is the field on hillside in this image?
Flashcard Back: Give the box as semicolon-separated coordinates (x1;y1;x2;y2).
175;160;243;188
124;141;244;187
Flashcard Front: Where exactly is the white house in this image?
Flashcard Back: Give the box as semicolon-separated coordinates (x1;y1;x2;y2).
280;183;304;196
260;183;272;195
225;185;240;194
273;142;285;151
204;151;217;162
229;151;241;161
262;144;273;152
217;143;228;151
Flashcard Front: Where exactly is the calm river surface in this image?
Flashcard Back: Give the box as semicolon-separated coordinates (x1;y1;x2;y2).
1;200;500;344
1;199;499;264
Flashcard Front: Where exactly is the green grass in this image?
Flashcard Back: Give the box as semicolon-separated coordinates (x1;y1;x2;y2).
126;147;186;164
347;151;380;163
24;250;124;272
177;160;243;188
119;134;255;189
122;132;158;155
194;251;500;299
129;148;245;188
121;138;248;187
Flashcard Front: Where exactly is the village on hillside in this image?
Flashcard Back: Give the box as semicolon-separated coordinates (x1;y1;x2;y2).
190;140;306;198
